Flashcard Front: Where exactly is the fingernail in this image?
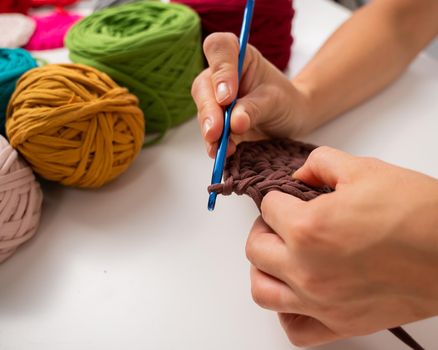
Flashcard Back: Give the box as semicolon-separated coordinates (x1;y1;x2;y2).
216;82;230;103
203;117;213;136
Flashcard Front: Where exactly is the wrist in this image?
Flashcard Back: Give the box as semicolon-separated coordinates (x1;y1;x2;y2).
291;76;334;135
289;78;319;136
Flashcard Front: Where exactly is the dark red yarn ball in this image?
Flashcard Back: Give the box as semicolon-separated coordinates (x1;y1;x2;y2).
30;0;79;7
172;0;294;71
0;0;32;14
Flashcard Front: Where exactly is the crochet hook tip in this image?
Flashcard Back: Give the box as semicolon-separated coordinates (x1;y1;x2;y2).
208;192;217;211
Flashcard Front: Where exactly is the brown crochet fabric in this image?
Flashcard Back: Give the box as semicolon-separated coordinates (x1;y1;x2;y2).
208;138;423;350
208;138;331;209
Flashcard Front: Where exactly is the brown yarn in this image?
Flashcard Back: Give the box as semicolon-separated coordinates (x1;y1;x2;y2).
208;138;423;350
208;138;331;209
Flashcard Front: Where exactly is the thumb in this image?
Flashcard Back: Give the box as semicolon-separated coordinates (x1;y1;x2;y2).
293;146;358;189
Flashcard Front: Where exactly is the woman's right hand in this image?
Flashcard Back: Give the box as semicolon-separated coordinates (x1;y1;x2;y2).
191;32;312;158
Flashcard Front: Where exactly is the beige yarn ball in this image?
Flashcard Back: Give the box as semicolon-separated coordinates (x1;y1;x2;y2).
0;135;43;264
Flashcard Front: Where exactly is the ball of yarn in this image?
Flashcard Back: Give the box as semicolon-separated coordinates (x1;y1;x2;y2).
0;135;43;264
0;48;37;135
0;14;36;48
6;64;145;188
30;0;79;7
172;0;295;71
0;0;31;14
66;1;204;143
25;9;82;51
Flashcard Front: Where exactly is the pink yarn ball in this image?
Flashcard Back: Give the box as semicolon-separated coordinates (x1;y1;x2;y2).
0;135;43;264
25;9;82;51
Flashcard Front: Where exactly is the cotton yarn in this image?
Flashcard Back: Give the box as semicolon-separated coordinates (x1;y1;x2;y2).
66;1;204;143
25;9;82;51
6;64;145;188
208;139;331;209
0;14;36;48
0;0;31;14
0;135;43;264
0;48;38;135
172;0;294;71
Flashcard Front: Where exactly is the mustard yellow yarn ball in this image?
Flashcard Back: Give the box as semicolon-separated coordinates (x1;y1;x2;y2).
6;63;145;188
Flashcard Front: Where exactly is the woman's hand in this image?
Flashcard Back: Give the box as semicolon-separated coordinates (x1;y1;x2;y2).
247;146;438;347
191;32;311;158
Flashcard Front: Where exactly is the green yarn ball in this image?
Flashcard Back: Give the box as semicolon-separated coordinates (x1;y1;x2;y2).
66;1;204;144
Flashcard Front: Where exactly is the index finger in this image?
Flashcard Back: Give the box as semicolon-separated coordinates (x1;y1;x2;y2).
203;32;240;106
192;69;224;144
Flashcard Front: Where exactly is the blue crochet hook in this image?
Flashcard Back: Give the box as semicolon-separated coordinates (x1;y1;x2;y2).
208;0;255;211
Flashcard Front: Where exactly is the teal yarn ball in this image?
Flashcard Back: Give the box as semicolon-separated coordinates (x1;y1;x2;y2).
0;48;37;135
66;1;204;144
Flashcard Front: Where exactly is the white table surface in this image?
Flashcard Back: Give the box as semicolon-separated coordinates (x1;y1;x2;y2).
1;0;437;349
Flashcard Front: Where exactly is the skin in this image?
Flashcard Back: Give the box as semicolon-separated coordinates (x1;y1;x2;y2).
191;0;438;347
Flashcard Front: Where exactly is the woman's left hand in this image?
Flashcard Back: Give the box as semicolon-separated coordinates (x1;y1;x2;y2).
246;146;438;347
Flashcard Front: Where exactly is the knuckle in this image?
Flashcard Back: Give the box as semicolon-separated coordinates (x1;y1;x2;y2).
200;99;213;113
323;305;348;326
250;282;265;307
211;62;235;82
197;98;217;119
260;191;274;213
308;145;334;163
239;98;261;122
244;43;263;70
203;33;239;78
203;32;238;56
196;113;207;127
357;156;383;171
245;238;257;264
289;213;321;248
295;269;321;295
190;74;201;98
250;277;270;308
191;69;209;98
